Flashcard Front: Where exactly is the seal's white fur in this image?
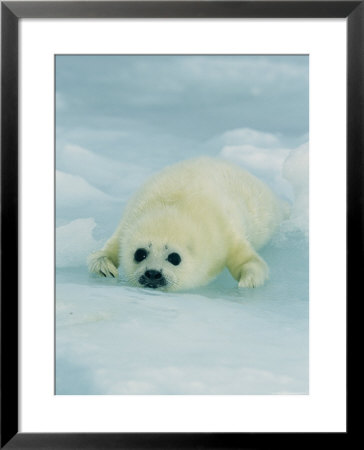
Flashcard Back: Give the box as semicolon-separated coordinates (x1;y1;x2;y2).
88;157;288;291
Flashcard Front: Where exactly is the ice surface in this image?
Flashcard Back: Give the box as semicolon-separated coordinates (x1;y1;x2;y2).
55;55;309;395
282;143;309;236
56;218;103;268
56;232;308;395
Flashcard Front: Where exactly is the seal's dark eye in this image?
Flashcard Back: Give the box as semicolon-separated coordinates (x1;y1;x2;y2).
134;248;148;263
167;252;181;266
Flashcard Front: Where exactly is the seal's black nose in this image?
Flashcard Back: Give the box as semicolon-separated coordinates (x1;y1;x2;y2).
139;270;166;288
145;270;162;281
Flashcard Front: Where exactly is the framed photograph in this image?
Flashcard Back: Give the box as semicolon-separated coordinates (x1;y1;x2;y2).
1;1;358;448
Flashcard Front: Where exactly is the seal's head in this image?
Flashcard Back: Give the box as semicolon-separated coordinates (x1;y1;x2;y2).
126;243;184;290
120;207;215;291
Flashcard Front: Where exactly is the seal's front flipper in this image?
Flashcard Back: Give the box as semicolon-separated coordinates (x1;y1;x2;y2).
237;256;269;288
88;251;119;278
227;240;269;288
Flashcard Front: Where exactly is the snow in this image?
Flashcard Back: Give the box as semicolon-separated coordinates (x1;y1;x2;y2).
56;232;308;395
282;143;309;236
56;55;309;395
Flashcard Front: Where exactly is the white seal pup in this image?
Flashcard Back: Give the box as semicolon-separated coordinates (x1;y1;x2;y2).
88;157;288;291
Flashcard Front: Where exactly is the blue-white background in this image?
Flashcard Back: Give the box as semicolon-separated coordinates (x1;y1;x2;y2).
56;55;309;395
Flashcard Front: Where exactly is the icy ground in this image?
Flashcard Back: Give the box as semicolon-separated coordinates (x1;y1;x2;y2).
56;232;308;395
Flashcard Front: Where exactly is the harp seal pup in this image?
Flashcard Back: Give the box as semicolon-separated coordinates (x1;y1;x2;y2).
88;157;288;291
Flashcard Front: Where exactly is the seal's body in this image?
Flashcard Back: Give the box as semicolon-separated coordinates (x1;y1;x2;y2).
88;157;287;291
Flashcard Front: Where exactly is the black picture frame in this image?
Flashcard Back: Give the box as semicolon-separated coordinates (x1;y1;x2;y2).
1;1;359;448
